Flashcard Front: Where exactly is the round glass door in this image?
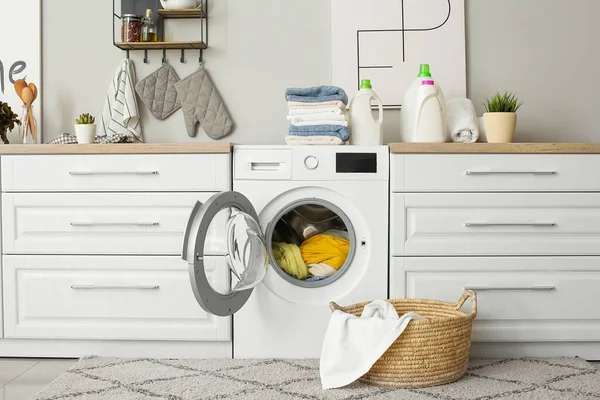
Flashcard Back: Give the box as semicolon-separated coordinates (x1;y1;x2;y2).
182;192;269;316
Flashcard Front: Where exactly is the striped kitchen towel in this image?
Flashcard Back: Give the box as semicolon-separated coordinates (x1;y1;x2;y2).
98;59;144;143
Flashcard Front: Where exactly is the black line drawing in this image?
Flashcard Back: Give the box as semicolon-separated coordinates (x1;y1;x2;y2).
356;0;452;108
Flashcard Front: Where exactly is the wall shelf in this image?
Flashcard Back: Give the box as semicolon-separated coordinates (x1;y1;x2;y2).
113;0;208;63
115;41;207;50
158;8;205;19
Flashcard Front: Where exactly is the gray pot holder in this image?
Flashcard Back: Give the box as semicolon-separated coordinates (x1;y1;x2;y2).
174;67;234;139
135;64;181;120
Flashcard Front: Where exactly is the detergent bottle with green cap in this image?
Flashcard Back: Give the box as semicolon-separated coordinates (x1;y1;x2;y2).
348;79;384;145
400;64;447;142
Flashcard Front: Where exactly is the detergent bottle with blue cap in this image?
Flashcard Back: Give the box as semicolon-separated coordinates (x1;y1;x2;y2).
400;64;447;142
348;79;384;145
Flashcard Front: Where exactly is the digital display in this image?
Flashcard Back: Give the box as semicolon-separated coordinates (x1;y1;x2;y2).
336;153;377;173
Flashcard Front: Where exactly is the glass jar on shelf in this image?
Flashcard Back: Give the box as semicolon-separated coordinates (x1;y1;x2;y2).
121;14;143;42
141;9;158;42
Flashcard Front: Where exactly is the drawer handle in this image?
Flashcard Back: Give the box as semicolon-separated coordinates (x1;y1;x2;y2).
71;284;160;290
70;222;160;227
69;170;159;176
465;170;557;176
250;162;282;172
465;222;556;228
464;285;556;291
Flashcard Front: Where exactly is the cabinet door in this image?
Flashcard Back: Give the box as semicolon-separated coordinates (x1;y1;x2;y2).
394;193;600;256
2;193;217;255
397;256;600;342
3;255;231;341
1;154;230;192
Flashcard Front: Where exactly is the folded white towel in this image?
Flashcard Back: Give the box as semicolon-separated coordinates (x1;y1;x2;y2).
99;59;143;142
285;135;345;146
320;301;425;390
287;113;347;123
288;100;347;110
288;107;346;117
446;98;479;143
292;120;348;128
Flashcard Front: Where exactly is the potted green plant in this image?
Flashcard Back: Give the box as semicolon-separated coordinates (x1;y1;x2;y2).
483;92;524;143
0;102;21;144
74;113;96;144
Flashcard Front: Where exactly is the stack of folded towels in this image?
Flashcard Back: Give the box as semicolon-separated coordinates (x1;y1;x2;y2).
285;86;349;145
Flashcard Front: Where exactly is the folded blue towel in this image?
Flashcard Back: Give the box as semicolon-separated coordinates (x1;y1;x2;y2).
285;86;348;104
289;124;350;141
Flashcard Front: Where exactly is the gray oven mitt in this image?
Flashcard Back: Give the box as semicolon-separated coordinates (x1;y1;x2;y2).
174;67;234;139
135;64;181;120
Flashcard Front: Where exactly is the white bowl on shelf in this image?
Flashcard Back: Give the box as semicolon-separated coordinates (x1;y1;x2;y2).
159;0;199;9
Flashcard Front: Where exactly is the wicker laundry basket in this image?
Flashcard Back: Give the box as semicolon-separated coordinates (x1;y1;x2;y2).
329;291;477;389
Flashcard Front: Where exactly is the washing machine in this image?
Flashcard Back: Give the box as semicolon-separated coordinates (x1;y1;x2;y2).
182;145;389;358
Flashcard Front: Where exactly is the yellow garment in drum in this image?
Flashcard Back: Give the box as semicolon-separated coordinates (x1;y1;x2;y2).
272;242;309;280
300;234;350;270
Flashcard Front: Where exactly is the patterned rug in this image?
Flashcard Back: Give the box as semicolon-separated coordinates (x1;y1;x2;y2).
34;357;599;400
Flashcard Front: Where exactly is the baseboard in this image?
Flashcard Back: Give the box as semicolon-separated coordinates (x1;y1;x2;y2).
0;339;231;359
470;342;600;360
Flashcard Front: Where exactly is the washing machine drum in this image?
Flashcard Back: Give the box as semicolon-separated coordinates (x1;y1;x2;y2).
182;191;269;317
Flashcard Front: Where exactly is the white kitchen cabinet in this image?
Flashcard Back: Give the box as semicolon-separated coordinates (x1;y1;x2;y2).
2;192;218;255
1;154;230;192
390;151;600;357
0;148;233;358
3;256;230;341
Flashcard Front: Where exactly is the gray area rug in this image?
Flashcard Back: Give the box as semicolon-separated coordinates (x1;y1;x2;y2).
34;356;599;400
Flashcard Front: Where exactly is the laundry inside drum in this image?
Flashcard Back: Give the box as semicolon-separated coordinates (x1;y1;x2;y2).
270;203;353;287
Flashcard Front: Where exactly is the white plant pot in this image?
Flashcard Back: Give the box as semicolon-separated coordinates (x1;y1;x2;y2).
159;0;199;9
483;112;517;143
74;124;97;144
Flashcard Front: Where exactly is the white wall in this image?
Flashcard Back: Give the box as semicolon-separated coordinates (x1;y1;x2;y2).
43;0;600;144
42;0;331;144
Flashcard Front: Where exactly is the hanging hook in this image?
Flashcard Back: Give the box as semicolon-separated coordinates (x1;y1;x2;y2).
199;49;203;64
180;49;185;63
143;49;149;64
162;49;167;65
126;50;130;59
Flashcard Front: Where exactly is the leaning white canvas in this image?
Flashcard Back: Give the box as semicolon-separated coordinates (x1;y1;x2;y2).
331;0;466;108
0;0;42;143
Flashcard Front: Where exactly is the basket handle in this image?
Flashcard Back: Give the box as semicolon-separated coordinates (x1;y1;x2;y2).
329;301;343;312
454;290;477;318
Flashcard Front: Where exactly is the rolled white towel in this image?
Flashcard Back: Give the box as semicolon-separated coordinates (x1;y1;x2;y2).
446;98;479;143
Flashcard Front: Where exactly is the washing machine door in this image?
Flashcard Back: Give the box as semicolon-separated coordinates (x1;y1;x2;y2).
182;191;269;316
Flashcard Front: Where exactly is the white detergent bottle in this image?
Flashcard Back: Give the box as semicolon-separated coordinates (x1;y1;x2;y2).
349;79;384;145
400;64;447;142
411;79;445;142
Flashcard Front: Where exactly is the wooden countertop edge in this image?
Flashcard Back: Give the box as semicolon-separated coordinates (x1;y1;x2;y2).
0;143;232;155
389;143;600;154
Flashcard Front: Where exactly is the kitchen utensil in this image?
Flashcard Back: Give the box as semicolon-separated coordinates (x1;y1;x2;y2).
21;87;34;143
14;79;28;101
29;83;38;102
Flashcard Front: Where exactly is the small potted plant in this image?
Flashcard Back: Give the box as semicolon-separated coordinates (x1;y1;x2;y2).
0;102;21;144
74;113;96;144
483;92;524;143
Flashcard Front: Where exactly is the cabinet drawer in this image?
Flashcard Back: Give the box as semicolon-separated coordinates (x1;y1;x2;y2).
1;154;230;192
2;193;218;255
393;193;600;256
3;255;230;340
392;154;600;192
394;256;600;342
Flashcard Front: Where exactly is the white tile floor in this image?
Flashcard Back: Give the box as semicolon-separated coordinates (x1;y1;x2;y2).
0;358;77;400
0;358;596;400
